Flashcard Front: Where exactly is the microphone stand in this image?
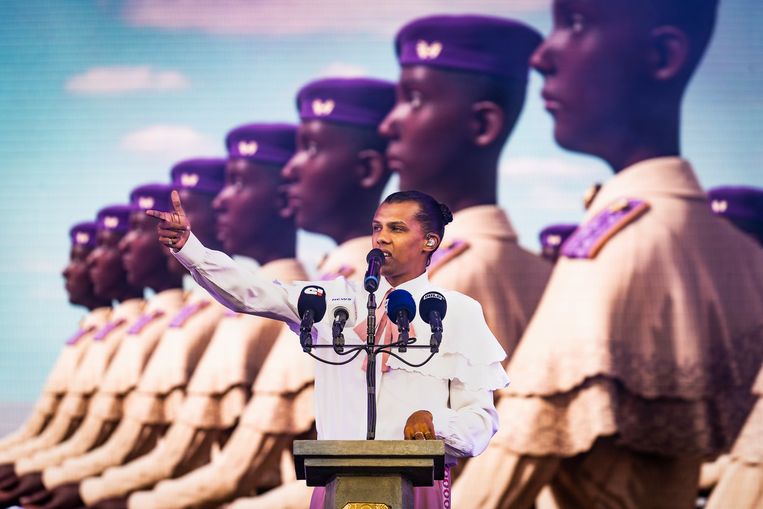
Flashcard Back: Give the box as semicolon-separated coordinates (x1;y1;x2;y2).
305;288;438;440
365;291;377;440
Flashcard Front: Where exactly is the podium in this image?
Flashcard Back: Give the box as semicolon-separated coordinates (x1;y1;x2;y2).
294;440;445;509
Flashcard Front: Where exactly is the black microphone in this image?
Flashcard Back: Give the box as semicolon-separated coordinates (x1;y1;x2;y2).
364;249;385;293
297;285;327;352
386;289;417;352
419;291;447;353
331;305;351;353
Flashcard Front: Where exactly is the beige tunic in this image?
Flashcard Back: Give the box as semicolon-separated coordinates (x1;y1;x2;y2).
14;290;184;474
316;235;372;281
0;307;110;453
0;299;144;463
80;258;306;506
42;287;225;488
429;205;551;360
453;158;763;508
706;365;763;508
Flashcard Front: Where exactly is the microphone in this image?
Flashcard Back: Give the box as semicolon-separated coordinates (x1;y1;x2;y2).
330;303;354;353
364;249;385;293
297;285;327;352
386;289;417;352
419;291;447;353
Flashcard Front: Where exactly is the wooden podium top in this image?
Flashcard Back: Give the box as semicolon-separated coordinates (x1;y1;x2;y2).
293;440;446;487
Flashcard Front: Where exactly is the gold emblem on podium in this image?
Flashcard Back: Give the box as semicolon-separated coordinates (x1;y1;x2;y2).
342;504;390;509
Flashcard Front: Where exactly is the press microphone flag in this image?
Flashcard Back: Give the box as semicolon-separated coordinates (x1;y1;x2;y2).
297;285;327;352
419;291;446;352
386;289;416;351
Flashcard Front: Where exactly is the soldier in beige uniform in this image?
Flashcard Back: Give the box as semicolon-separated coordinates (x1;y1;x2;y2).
124;78;397;509
21;162;230;509
378;15;552;360
68;124;303;509
0;205;146;506
1;185;187;505
0;222;110;455
700;186;763;509
453;1;763;507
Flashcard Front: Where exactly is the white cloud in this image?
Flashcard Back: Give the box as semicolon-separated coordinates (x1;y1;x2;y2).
121;125;217;157
123;0;550;36
66;66;190;94
500;156;606;179
318;62;369;78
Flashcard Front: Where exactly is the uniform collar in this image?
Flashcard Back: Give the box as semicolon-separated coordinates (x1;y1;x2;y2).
589;157;706;217
112;297;145;319
445;205;518;242
145;287;185;313
82;306;112;328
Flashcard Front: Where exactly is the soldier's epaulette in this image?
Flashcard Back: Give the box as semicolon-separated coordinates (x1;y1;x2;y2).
169;300;210;328
428;239;470;277
66;325;96;346
126;310;165;335
561;198;650;259
319;264;356;281
93;318;126;341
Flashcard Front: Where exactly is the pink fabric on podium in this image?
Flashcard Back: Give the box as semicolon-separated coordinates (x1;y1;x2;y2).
308;466;451;509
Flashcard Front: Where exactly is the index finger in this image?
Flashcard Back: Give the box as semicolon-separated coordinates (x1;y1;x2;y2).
146;209;172;221
171;190;185;216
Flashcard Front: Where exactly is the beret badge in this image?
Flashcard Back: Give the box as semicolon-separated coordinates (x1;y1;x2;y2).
311;99;335;117
138;196;155;209
180;173;200;187
238;140;259;156
416;40;443;60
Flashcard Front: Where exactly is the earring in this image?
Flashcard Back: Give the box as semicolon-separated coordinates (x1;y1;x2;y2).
426;238;435;247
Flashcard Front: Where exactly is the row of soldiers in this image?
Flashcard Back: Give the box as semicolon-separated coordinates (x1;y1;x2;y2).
1;4;763;509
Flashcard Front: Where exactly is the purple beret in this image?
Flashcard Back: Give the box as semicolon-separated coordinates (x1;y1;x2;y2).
129;183;174;213
225;123;297;165
708;186;763;245
96;205;135;235
395;14;542;79
539;223;578;262
297;77;396;128
171;158;226;195
69;221;97;249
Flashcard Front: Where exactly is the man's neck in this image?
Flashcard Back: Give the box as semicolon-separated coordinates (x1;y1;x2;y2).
384;268;426;288
604;109;681;173
422;156;497;214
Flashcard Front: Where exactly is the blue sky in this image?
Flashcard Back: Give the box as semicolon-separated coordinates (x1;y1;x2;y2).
0;0;760;402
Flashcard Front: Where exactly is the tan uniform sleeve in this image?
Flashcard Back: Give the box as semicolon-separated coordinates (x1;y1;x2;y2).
223;480;314;509
0;401;82;463
43;418;150;488
15;409;114;474
126;429;287;509
80;422;213;505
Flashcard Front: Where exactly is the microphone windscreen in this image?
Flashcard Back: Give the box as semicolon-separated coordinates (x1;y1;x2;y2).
298;285;327;321
367;248;385;264
387;289;416;321
419;291;447;323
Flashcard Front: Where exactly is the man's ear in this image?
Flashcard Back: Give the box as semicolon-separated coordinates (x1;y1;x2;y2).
470;100;505;147
648;26;691;81
355;149;389;189
423;234;441;254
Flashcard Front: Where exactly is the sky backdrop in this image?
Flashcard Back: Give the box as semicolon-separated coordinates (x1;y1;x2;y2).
0;0;761;409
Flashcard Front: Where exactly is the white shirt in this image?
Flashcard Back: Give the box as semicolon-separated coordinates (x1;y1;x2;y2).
174;233;509;461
